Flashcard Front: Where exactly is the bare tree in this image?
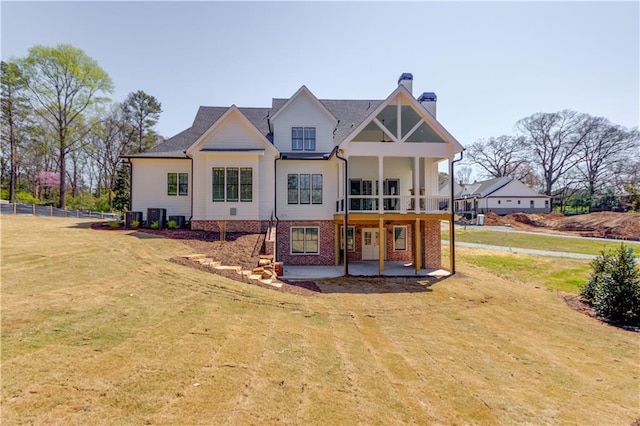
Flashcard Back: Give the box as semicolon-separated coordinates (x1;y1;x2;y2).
516;110;594;196
576;118;640;197
466;135;531;180
456;166;473;184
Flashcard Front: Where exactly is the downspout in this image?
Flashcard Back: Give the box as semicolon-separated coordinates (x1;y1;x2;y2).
184;151;194;225
335;149;349;276
450;150;464;275
274;153;282;262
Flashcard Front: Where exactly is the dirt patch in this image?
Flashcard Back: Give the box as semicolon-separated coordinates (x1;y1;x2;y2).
483;212;640;240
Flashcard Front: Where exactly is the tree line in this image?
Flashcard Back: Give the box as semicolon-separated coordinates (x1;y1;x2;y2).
460;110;640;212
1;44;162;211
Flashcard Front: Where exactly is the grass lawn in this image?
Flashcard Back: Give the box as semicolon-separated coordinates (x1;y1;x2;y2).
443;228;639;257
2;216;639;425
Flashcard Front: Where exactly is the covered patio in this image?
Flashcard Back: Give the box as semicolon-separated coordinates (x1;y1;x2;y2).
283;261;452;280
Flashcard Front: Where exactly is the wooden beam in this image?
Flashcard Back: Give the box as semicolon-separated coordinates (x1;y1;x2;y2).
334;212;451;223
334;222;340;266
379;218;384;274
414;218;421;273
449;218;454;272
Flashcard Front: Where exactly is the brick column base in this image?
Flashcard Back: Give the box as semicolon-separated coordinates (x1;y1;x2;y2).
422;220;441;269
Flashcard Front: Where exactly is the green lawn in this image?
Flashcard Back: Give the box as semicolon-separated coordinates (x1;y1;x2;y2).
443;228;639;257
2;216;638;425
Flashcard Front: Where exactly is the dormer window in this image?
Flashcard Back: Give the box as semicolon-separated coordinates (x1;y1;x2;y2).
292;127;316;151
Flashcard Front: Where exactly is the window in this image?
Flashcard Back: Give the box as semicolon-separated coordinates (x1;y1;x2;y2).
393;226;407;251
168;173;188;196
530;200;535;208
288;173;322;204
178;173;188;196
291;127;316;151
340;226;355;252
291;227;319;254
240;168;252;202
212;167;252;202
517;200;521;205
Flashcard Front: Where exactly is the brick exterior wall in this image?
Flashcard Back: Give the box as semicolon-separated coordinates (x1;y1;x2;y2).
344;223;413;263
385;224;414;262
422;220;442;269
191;220;268;233
277;220;335;265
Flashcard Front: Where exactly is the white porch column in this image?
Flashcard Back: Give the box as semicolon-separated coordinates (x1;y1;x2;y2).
413;156;420;212
378;156;384;213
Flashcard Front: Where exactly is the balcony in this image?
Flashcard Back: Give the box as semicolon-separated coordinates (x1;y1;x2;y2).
336;195;449;214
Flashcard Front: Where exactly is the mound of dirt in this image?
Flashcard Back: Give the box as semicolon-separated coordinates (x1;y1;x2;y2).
483;211;640;240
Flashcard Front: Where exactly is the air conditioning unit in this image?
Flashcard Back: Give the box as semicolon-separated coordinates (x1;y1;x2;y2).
147;208;167;228
168;215;186;228
125;211;143;228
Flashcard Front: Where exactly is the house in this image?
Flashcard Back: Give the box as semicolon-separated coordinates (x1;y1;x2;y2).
447;176;551;216
123;73;464;274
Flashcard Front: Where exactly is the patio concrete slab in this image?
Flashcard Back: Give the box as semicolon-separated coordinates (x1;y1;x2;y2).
282;261;448;280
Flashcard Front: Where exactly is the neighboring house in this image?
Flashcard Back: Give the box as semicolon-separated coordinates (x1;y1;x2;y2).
123;73;464;274
445;176;551;215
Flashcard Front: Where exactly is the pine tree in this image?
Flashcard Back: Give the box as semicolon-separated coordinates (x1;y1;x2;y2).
112;163;130;213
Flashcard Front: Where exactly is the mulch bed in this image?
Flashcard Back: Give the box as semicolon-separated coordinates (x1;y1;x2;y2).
559;292;639;333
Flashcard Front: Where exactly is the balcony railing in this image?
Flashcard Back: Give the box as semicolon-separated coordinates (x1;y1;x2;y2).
335;195;450;214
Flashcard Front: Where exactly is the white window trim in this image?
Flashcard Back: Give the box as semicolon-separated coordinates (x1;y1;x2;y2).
393;226;408;251
167;172;189;196
340;226;355;252
290;226;320;255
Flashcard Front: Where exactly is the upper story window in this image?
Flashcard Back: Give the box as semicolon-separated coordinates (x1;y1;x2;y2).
212;167;252;202
167;173;188;196
292;127;316;151
288;173;322;204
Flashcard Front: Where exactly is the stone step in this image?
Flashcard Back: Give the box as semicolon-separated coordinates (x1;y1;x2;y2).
182;254;205;259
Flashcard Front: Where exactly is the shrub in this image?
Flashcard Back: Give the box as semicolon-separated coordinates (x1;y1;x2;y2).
581;245;640;326
16;191;40;204
167;220;178;229
130;220;140;229
150;220;160;230
107;221;121;229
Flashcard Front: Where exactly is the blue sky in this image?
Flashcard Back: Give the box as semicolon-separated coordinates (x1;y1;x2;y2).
2;1;638;149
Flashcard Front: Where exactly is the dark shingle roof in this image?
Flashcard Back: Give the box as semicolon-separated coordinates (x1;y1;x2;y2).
129;106;270;158
128;97;385;157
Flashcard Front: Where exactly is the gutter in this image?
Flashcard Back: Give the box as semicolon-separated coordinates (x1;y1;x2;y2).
450;150;464;275
335;148;349;276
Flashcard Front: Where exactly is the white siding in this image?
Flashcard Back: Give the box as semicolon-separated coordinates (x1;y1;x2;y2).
130;158;191;220
276;159;339;220
192;152;275;221
272;94;335;153
190;110;277;221
200;111;266;151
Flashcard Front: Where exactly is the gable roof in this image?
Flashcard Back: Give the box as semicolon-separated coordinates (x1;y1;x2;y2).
339;84;464;150
453;177;548;199
127;84;462;158
126;106;270;158
269;85;337;125
185;105;277;155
